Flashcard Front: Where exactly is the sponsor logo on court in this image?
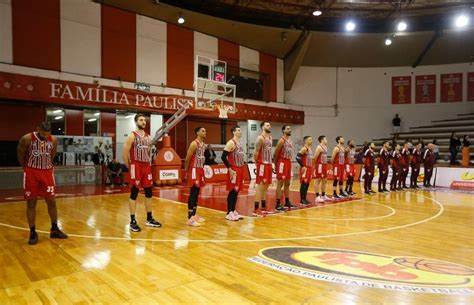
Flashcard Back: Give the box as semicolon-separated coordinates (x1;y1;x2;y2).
249;247;474;295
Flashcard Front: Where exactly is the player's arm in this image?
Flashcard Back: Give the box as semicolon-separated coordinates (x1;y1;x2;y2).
221;140;235;168
331;147;338;164
51;136;58;160
184;141;197;172
296;146;307;167
253;135;263;163
16;134;31;167
313;146;322;162
122;133;135;169
273;139;284;164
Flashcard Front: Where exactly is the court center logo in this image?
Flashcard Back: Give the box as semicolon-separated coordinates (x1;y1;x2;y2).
248;247;474;295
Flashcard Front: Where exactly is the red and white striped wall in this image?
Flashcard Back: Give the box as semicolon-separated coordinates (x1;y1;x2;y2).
0;0;284;103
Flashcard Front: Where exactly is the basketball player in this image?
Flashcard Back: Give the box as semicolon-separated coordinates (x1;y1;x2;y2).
378;141;390;193
410;142;422;189
274;125;297;211
296;136;313;206
184;127;207;226
331;136;348;199
122;114;161;232
253;121;273;216
390;143;402;191
399;141;410;189
17;122;68;245
221;126;245;221
344;140;356;195
423;143;435;187
314;136;331;203
363;142;376;195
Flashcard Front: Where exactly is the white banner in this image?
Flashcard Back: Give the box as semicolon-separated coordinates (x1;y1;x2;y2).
159;169;179;180
435;167;474;189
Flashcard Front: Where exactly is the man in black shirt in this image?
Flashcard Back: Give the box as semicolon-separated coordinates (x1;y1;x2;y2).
107;159;124;187
392;114;401;137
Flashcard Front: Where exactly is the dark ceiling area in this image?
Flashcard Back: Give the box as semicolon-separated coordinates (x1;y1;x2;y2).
158;0;474;33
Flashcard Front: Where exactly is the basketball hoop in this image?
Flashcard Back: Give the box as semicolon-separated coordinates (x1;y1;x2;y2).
217;104;233;119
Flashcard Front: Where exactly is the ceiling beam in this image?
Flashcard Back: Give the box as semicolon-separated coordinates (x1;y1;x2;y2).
412;30;441;68
284;31;312;91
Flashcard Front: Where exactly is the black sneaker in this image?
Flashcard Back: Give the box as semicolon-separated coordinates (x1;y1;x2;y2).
146;218;162;227
129;221;141;232
50;229;68;239
369;190;376;194
28;231;38;245
333;194;342;200
300;200;310;206
339;192;347;198
348;191;356;196
284;202;298;209
275;205;286;212
383;189;390;193
364;191;371;195
342;191;349;197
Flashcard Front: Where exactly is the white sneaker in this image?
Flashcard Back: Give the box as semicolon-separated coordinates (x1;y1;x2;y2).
225;213;235;221
233;211;243;220
323;195;333;201
315;196;325;203
187;216;201;227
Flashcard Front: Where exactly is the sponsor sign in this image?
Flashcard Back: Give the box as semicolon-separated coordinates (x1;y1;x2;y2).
159;169;179;180
249;247;474;295
415;75;436;104
392;76;411;104
203;164;228;183
435;167;474;189
441;73;463;103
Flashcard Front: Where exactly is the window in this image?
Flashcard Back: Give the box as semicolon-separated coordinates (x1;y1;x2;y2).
84;110;100;136
46;108;65;135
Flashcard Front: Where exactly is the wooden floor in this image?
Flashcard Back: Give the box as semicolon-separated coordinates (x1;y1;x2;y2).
0;181;473;305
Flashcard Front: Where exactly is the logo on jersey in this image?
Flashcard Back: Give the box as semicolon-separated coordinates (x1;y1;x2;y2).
249;247;474;295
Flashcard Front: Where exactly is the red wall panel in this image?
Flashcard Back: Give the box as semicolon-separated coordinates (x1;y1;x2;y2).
187;118;222;147
167;24;194;90
259;52;277;103
0;104;45;141
218;39;240;76
101;5;136;82
65;109;84;136
12;0;60;70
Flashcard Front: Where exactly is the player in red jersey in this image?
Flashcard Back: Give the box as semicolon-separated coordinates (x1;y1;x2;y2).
390;143;402;191
296;136;313;206
344;140;356;195
423;143;435;187
274;125;297;211
363;142;376;195
184;126;207;226
253;121;273;216
314;135;331;203
399;141;411;189
331;136;348;199
410;142;422;189
221;126;245;221
377;141;390;193
17;122;68;245
122;114;161;232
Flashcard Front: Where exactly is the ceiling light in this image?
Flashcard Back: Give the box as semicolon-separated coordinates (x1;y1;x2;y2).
345;21;356;32
88;118;97;122
397;21;407;32
385;38;393;46
313;10;322;16
178;14;185;24
94;112;100;116
455;15;469;28
54;116;63;120
53;109;62;113
125;114;135;119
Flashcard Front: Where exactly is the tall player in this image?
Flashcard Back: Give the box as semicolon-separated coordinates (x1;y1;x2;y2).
221;126;245;221
410;142;422;189
363;142;376;195
253;121;273;216
390;143;402;191
399;141;410;189
423;143;435;187
17;122;68;245
122;114;161;232
314;135;331;203
184;127;207;226
331;136;347;199
274;125;297;210
344;140;357;195
296;136;313;206
378;141;390;193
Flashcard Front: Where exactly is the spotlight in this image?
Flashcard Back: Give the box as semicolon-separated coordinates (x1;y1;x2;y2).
94;112;100;116
385;38;393;46
345;21;356;32
52;109;62;114
455;15;469;28
88;118;97;122
54;116;63;120
397;21;407;32
313;10;322;16
178;14;185;24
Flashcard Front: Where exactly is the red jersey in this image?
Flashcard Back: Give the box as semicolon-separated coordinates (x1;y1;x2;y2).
333;145;345;165
411;148;421;166
301;146;313;167
378;148;390;168
26;132;54;170
257;135;272;164
423;149;434;166
130;131;151;163
391;150;401;168
345;147;356;165
364;148;375;168
400;147;410;167
315;144;328;165
190;139;206;169
278;137;293;160
228;139;244;167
